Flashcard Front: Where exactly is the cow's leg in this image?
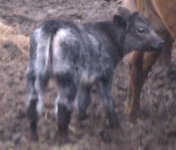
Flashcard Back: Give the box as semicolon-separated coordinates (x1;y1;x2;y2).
55;73;77;134
125;51;159;121
97;78;120;128
26;69;49;140
125;51;144;120
76;84;91;121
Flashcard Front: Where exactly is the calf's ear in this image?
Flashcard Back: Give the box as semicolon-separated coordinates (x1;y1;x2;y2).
113;15;127;28
118;7;132;18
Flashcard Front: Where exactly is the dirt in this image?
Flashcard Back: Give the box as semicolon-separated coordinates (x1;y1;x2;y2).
0;0;176;149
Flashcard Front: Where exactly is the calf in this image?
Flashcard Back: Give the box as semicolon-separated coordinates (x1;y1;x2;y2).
26;7;163;140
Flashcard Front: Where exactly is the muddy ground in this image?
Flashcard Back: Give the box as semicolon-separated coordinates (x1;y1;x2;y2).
0;0;176;149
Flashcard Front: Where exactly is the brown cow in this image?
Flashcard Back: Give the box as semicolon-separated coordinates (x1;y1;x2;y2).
122;0;176;121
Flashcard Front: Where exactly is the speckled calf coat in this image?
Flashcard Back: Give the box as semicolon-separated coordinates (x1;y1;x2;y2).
26;7;163;139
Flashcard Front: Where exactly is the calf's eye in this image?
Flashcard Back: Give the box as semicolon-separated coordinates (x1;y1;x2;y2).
137;28;146;34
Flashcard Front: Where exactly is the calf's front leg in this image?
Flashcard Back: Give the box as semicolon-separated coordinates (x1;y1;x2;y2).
76;84;91;121
98;79;120;128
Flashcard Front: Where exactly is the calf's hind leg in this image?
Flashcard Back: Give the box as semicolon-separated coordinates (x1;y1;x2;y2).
26;70;49;140
55;73;77;134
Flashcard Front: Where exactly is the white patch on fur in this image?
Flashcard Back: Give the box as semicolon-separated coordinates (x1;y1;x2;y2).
54;92;72;118
26;92;43;116
35;77;45;116
36;95;44;115
88;33;99;49
34;28;50;75
81;70;97;85
52;28;74;74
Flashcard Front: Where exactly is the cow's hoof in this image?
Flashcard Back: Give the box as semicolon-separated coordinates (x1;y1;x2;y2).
124;102;131;115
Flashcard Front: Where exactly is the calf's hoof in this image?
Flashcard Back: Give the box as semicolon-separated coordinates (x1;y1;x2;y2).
124;102;139;122
58;124;69;136
78;112;89;122
29;131;38;142
57;104;71;135
57;132;70;145
129;112;138;123
108;117;120;129
108;121;120;129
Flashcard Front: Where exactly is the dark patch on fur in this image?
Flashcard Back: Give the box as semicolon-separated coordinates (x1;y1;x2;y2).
27;99;38;132
57;104;71;133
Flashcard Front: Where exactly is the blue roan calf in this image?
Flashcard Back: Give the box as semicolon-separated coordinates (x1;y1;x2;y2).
26;7;163;139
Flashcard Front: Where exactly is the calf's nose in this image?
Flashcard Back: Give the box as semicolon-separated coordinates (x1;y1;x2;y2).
157;40;165;51
153;38;164;51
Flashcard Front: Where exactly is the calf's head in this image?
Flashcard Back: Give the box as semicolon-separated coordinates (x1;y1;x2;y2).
113;7;164;53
